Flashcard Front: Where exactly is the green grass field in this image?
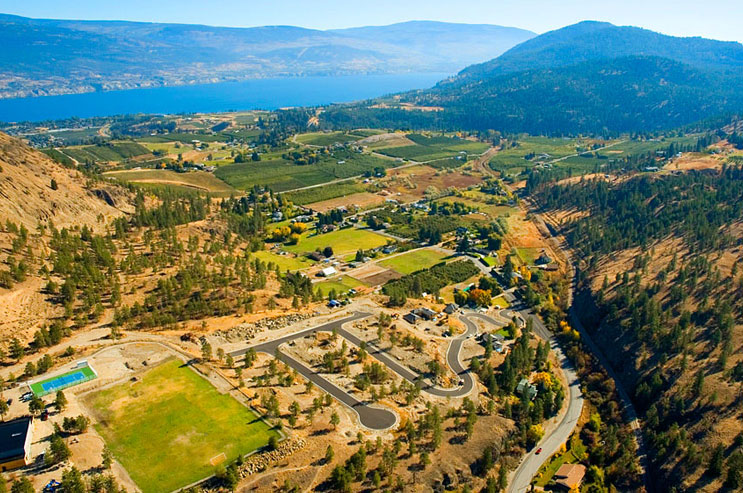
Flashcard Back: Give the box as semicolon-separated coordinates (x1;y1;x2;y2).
284;228;389;256
252;249;315;271
295;131;363;146
315;275;366;296
378;249;448;275
87;359;277;493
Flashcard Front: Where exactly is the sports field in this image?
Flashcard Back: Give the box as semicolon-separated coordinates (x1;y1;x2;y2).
30;365;96;396
284;228;388;256
86;359;277;493
378;248;448;275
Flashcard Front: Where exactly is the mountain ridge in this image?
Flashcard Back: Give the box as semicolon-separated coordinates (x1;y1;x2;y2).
0;14;535;99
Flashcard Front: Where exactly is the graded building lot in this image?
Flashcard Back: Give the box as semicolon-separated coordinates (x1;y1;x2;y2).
382;165;482;202
284;228;389;256
103;169;236;195
85;358;278;493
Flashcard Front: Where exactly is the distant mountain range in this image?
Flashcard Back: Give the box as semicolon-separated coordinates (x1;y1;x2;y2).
0;14;535;99
323;21;743;134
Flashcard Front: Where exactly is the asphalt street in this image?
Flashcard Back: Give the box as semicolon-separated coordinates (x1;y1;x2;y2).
228;309;507;430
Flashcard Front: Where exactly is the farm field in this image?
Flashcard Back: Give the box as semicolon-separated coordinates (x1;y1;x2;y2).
383;165;482;202
61;141;151;163
295;131;364;146
103;169;236;195
86;359;277;493
216;152;393;192
376;134;488;162
283;182;366;206
314;275;366;296
252;249;315;272
306;192;386;213
378;248;448;275
284;228;389;256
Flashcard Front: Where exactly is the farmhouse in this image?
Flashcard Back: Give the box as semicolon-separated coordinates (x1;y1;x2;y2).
554;463;586;490
0;416;34;471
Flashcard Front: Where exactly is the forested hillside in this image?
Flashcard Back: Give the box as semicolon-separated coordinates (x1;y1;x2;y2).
532;159;743;490
310;22;743;135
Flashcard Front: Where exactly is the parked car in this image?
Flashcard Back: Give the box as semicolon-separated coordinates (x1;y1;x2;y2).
535;447;542;455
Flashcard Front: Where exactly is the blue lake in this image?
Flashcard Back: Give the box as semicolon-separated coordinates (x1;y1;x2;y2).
0;73;448;122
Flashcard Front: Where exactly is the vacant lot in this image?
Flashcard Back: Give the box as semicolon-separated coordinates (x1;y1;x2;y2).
284;228;389;256
383;165;482;202
307;192;386;213
378;248;448;275
103;169;235;195
86;359;277;493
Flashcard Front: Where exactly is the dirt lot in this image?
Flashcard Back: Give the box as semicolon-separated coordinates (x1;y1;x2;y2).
382;166;483;202
307;192;386;213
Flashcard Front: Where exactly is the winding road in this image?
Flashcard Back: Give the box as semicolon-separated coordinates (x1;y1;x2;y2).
228;309;505;430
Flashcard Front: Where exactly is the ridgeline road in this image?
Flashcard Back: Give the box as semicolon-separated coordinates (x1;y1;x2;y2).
228;309;509;430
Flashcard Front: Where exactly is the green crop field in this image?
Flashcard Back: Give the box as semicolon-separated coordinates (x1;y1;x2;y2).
252;249;315;271
284;228;389;256
378;248;448;275
283;182;366;206
138;133;226;144
86;359;277;493
377;134;489;162
61;141;151;163
315;275;365;296
295;131;363;146
216;152;393;192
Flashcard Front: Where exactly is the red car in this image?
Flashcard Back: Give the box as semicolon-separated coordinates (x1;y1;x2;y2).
535;447;542;455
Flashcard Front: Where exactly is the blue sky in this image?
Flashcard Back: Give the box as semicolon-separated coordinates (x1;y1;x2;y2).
1;0;742;42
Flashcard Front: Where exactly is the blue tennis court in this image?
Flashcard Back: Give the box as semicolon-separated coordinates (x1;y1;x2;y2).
30;364;97;397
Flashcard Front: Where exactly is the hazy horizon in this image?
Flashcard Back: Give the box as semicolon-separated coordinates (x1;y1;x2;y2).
1;0;742;43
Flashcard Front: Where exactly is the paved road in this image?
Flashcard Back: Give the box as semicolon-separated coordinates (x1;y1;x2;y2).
506;300;584;493
228;309;508;430
229;313;398;431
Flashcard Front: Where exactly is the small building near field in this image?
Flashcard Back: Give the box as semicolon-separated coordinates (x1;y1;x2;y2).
403;312;420;324
320;267;337;277
0;416;34;471
554;463;586;490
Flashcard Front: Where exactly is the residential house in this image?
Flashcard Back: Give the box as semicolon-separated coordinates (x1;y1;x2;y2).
516;378;538;400
554;463;586;490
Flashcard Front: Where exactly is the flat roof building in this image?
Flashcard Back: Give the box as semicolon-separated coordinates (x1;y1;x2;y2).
0;416;34;471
